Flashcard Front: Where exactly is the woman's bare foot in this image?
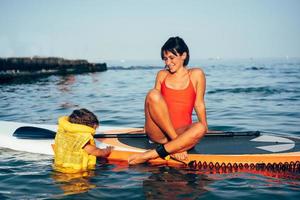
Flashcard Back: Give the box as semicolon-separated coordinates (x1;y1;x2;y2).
170;151;188;162
128;150;157;165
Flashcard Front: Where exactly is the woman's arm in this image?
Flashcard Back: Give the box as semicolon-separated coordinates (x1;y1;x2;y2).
154;70;167;91
192;68;208;131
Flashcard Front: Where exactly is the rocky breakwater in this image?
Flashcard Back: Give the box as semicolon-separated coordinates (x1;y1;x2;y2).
0;57;107;82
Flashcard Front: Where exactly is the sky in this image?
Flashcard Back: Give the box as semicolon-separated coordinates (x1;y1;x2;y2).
0;0;299;65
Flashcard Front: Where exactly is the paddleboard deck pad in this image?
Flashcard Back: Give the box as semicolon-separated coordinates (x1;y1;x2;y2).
0;120;299;172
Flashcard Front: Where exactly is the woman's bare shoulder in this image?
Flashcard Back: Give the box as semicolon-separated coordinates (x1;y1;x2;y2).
189;67;205;78
156;69;168;80
157;69;168;75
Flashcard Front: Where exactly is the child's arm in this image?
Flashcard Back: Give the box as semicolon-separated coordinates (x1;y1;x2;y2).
83;144;113;157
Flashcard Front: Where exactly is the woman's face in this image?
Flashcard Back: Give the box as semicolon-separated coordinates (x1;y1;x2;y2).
163;50;186;73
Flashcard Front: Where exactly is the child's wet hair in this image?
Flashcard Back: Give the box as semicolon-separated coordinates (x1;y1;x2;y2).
69;108;99;128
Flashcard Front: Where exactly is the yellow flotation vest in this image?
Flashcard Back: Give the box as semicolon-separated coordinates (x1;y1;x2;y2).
53;116;97;173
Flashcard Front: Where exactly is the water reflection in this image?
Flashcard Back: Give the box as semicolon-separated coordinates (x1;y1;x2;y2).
51;170;96;195
57;75;76;93
56;75;79;109
128;163;300;199
129;165;213;199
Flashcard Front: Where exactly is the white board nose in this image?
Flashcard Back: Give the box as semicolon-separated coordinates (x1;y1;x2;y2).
251;135;295;152
256;144;295;153
251;135;295;144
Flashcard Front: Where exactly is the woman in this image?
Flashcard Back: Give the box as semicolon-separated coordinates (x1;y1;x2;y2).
129;36;207;164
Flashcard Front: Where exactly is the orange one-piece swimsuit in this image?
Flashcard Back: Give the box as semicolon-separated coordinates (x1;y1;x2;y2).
161;75;196;130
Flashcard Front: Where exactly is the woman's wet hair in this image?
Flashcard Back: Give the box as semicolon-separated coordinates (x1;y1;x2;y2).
69;108;99;128
161;36;190;66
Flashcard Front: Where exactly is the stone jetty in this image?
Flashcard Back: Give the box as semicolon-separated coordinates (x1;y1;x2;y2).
0;57;107;83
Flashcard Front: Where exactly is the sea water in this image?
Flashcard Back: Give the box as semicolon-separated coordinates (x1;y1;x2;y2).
0;58;299;199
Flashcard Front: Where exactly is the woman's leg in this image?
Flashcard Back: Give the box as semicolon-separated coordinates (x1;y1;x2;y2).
128;122;206;165
144;89;178;143
164;122;206;152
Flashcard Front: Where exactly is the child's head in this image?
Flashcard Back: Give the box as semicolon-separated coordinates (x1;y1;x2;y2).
69;108;99;129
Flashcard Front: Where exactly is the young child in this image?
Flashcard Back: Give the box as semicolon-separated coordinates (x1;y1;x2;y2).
53;108;113;173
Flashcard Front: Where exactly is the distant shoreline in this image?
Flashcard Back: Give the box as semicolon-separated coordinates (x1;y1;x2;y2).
0;57;107;83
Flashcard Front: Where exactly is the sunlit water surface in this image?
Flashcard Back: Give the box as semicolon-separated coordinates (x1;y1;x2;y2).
0;58;299;199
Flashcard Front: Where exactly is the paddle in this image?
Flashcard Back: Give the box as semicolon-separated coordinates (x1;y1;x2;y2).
12;126;147;139
12;126;260;139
